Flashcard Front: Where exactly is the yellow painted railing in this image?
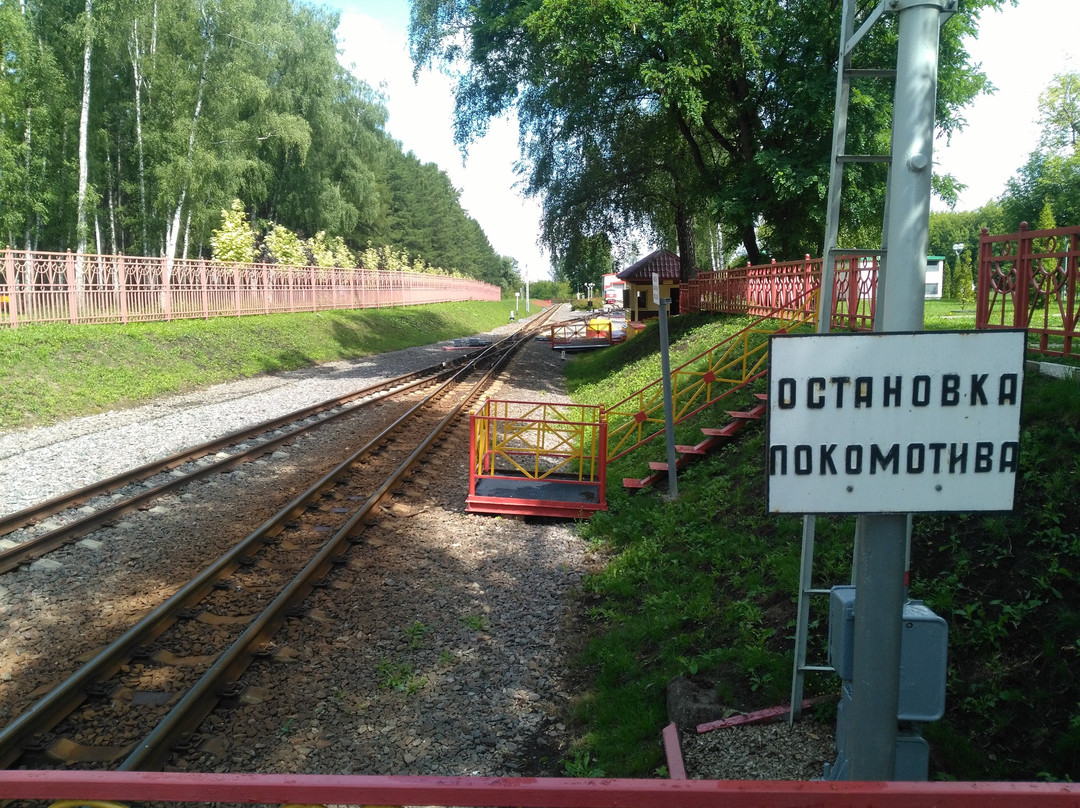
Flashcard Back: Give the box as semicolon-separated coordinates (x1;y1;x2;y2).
605;292;818;463
472;400;606;483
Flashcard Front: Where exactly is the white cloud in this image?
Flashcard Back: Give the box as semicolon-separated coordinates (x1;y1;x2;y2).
335;9;551;280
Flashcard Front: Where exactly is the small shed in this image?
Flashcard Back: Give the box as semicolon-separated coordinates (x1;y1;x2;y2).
616;249;682;320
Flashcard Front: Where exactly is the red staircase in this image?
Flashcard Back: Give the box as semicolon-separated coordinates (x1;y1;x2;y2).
623;394;767;489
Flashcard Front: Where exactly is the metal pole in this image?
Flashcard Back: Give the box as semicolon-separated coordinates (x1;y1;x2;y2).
847;0;946;781
658;297;679;500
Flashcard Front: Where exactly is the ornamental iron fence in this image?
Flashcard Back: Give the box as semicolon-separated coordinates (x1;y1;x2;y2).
977;222;1080;358
0;249;501;328
682;254;877;331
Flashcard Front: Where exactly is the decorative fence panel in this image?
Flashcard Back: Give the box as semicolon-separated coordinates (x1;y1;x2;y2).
977;223;1080;357
682;254;878;331
0;249;501;328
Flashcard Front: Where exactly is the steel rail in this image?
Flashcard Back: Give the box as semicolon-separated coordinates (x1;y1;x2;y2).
0;359;472;574
0;356;475;538
0;320;538;771
122;332;521;771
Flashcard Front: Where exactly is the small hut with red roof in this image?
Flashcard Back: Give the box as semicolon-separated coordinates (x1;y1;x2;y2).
615;249;682;321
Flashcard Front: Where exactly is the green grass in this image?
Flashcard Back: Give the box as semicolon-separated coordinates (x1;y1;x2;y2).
0;301;514;431
562;308;1080;781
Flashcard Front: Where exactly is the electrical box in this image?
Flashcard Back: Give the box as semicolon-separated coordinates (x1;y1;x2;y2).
827;586;948;722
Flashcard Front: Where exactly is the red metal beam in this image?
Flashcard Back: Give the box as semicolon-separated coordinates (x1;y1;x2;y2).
2;771;1079;808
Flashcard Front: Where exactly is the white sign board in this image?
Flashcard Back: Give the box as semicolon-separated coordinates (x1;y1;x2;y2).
767;330;1025;514
652;272;661;305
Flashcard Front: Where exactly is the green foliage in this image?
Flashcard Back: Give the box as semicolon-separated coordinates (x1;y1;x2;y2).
412;0;1005;269
264;222;307;266
210;200;257;263
307;232;338;268
907;374;1080;780
0;0;524;283
999;71;1080;229
377;659;426;696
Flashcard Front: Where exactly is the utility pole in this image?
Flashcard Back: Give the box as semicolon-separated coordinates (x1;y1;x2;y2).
847;0;952;780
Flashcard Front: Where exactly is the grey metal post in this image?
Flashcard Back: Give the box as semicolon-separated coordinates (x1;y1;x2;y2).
847;0;947;780
658;296;679;500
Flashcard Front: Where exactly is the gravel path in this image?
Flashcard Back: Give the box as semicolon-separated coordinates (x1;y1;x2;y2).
0;304;836;781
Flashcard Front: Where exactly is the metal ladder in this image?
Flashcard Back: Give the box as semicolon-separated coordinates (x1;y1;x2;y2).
789;0;896;723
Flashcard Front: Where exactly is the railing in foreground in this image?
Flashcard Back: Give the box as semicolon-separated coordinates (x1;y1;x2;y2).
0;248;501;328
2;770;1078;807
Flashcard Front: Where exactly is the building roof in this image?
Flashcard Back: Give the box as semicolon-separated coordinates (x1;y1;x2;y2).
616;249;682;282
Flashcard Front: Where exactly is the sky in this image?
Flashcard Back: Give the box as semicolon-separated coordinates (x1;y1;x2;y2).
331;1;1080;279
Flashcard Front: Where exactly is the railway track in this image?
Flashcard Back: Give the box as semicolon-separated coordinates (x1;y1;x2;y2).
0;308;558;774
0;356;481;574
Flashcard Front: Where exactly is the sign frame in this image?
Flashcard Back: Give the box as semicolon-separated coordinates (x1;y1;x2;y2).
766;329;1026;514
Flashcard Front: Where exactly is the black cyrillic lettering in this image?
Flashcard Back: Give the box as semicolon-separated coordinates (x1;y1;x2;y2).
913;375;931;406
870;443;900;474
949;443;968;474
831;376;851;408
795;445;813;475
942;374;961;406
808;378;826;409
999;373;1019;405
929;442;947;473
883;376;902;407
845;445;863;474
778;378;797;409
970;374;988;405
1000;441;1020;472
769;445;788;475
906;443;926;473
974;442;994;472
855;377;873;408
820;444;837;475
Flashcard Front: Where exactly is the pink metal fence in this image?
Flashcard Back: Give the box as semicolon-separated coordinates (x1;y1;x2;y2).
0;249;501;328
2;770;1078;807
682;254;878;331
977;222;1080;357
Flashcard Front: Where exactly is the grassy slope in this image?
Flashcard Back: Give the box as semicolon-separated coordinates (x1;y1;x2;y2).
0;301;513;431
562;302;1080;781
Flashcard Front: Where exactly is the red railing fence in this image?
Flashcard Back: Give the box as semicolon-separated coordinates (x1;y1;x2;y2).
682;231;1080;360
682;254;878;331
0;249;501;328
977;222;1080;357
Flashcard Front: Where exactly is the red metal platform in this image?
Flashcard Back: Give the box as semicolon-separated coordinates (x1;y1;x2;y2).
467;400;607;518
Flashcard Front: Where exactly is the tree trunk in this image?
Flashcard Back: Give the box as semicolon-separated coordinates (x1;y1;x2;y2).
23;107;32;249
742;222;762;266
674;199;697;281
163;19;211;303
75;0;93;261
132;17;149;255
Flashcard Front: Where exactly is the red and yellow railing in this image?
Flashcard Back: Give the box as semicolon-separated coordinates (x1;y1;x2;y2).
549;317;615;348
605;292;818;463
467;400;607;517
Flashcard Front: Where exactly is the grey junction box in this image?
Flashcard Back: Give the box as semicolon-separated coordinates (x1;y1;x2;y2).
828;585;948;722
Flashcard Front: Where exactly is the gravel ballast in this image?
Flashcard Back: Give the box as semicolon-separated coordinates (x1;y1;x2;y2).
0;305;835;781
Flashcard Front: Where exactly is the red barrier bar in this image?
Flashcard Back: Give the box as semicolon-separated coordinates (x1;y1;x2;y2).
2;771;1078;808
